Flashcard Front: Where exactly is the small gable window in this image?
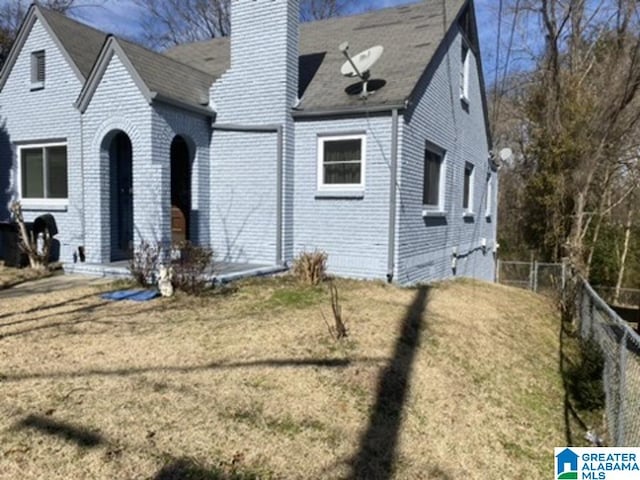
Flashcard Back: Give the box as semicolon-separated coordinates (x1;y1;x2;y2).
460;44;470;103
318;134;366;191
31;50;45;90
19;143;68;203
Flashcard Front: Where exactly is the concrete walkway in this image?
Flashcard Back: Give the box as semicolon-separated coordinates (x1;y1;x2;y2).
0;273;111;300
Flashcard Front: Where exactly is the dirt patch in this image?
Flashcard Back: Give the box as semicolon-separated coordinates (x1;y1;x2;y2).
0;276;564;479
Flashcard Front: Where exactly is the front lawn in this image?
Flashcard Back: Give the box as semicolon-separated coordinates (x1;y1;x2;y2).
0;276;564;479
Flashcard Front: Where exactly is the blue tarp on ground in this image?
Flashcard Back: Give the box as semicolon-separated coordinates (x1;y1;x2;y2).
101;289;159;302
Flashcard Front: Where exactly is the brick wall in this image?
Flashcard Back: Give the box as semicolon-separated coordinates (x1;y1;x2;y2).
397;27;497;284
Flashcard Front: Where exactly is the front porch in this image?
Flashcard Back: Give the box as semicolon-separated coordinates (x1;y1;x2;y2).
64;261;287;284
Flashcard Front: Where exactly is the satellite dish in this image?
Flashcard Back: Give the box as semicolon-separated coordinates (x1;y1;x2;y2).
340;45;384;78
499;148;513;162
339;42;385;99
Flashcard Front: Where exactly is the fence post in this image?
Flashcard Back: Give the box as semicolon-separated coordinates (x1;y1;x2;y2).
496;259;501;284
533;261;539;293
616;330;628;446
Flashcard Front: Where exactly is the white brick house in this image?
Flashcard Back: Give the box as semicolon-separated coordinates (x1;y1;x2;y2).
0;0;497;285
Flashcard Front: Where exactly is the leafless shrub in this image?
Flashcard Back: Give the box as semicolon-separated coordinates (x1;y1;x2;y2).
171;241;214;295
128;241;160;287
322;281;348;340
292;250;327;286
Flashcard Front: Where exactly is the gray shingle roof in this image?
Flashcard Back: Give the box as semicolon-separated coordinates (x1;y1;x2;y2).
37;0;467;112
39;7;214;109
38;7;107;78
118;39;214;108
166;0;468;112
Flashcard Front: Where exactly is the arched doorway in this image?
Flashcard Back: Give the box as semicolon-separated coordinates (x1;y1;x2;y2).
107;131;133;261
170;136;192;243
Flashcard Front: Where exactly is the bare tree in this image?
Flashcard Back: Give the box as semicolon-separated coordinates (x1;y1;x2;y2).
131;0;230;50
494;0;640;271
133;0;354;50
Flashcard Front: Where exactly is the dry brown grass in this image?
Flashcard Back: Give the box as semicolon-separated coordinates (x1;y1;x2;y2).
0;263;52;290
0;276;564;479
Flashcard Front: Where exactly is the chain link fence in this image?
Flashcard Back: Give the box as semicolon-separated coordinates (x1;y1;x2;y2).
497;260;566;296
591;286;640;308
577;279;640;446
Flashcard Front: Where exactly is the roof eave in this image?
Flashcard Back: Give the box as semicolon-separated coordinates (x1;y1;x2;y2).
292;102;405;119
152;93;215;117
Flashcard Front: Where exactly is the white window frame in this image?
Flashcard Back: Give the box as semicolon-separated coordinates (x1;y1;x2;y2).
422;143;447;216
317;133;366;192
30;50;45;90
460;43;470;103
17;141;69;208
463;162;475;216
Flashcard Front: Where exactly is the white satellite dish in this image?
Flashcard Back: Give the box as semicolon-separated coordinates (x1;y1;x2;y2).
340;45;384;78
499;148;513;164
339;43;384;98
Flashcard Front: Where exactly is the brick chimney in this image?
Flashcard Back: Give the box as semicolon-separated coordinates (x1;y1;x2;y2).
213;0;300;123
209;0;299;265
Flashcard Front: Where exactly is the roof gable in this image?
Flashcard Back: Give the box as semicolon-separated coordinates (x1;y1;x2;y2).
0;5;98;91
76;37;214;115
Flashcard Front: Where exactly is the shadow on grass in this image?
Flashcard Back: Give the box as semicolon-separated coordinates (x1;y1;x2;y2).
348;286;429;480
154;457;264;480
0;291;102;323
0;302;162;340
1;356;386;382
17;414;104;448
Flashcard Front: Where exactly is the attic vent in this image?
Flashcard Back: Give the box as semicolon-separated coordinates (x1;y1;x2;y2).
31;50;45;88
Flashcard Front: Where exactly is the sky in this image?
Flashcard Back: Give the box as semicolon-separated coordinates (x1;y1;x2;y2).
12;0;508;86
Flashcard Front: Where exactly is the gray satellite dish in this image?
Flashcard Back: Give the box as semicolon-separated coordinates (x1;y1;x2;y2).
339;43;384;98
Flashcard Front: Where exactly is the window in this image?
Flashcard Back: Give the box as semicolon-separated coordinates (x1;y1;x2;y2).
485;176;492;218
422;147;445;211
31;50;45;89
460;44;470;102
19;143;68;203
463;162;474;213
318;134;365;190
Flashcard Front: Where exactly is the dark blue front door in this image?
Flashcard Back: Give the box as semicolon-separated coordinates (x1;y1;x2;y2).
110;132;133;261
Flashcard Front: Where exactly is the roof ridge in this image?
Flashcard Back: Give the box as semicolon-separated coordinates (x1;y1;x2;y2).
36;5;108;38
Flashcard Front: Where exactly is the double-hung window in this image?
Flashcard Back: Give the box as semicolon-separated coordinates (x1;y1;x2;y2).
422;145;445;214
18;143;68;205
463;162;474;214
318;134;366;191
31;50;45;90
